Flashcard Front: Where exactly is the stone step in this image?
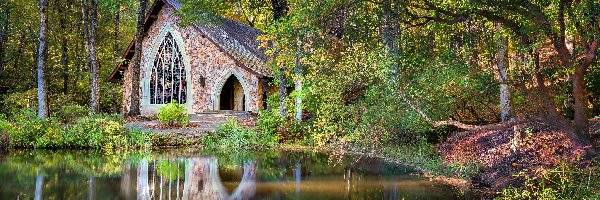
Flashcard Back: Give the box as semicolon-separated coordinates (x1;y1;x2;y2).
189;111;250;122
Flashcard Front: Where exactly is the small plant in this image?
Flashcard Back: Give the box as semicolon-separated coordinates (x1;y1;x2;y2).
157;100;190;127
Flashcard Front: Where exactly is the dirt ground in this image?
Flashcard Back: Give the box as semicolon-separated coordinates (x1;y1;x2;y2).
437;118;600;191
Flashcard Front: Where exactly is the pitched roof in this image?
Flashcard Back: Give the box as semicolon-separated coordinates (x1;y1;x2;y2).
108;0;269;82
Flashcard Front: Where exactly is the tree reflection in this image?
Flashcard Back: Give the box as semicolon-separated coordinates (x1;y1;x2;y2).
34;170;44;200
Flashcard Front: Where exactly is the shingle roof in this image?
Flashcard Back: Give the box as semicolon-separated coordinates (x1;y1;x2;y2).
108;0;269;82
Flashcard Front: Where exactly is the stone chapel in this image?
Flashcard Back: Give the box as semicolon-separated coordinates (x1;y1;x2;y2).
108;0;273;116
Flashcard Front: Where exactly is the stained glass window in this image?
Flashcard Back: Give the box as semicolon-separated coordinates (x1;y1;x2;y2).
150;33;187;104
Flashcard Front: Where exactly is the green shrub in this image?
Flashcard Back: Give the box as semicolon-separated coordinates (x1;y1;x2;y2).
203;119;278;149
497;162;600;200
256;109;284;136
0;89;37;118
63;114;151;150
55;104;90;123
2;109;62;148
2;108;151;150
0;118;13;148
157;100;189;126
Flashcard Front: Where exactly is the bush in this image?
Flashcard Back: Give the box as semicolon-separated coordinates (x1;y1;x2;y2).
497;162;600;199
256;109;284;137
63;114;151;150
54;104;90;123
157;100;189;127
1;109;62;148
0;89;37;118
0;118;12;148
202;119;278;149
1;109;151;150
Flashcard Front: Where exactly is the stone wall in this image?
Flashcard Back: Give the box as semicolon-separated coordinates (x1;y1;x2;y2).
122;5;264;116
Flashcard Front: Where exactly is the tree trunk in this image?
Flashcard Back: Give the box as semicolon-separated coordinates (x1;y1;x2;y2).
0;2;10;74
81;0;90;71
294;43;303;122
279;64;287;116
137;160;150;200
87;176;95;200
572;67;592;147
37;0;49;118
34;171;44;200
532;51;562;121
88;0;100;113
114;5;120;61
382;0;400;80
128;0;147;117
58;0;69;95
496;24;513;122
271;0;288;117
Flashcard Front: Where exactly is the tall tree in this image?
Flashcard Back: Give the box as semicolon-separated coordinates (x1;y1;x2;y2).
37;0;49;118
271;0;288;117
112;3;121;114
128;0;147;116
88;0;100;113
114;3;120;61
57;0;69;95
496;24;513;122
81;0;100;113
402;0;599;156
294;41;303;121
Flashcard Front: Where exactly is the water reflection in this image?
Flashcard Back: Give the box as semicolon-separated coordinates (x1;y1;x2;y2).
0;150;474;199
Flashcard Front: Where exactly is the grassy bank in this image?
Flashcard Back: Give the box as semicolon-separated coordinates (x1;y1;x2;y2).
0;108;152;150
202;115;600;199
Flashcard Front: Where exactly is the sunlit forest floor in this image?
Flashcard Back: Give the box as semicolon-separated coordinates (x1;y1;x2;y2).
438;119;600;191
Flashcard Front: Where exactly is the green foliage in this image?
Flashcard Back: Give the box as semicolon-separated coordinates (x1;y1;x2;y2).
497;163;600;200
379;137;481;179
203;119;278;149
54;104;90;123
256;108;284;137
155;160;184;181
1;109;151;150
63;114;151;150
157;100;190;127
0;89;37;118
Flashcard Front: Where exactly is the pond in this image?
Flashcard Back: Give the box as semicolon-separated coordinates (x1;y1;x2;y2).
0;149;475;199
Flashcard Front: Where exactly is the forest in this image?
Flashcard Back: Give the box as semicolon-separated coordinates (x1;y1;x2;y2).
0;0;599;199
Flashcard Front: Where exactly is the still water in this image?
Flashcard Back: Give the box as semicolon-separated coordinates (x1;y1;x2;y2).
0;149;473;199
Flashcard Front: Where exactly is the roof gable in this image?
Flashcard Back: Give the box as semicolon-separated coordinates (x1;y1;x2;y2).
108;0;269;82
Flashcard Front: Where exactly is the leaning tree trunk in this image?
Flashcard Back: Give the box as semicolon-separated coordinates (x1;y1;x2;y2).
496;24;513;122
129;0;147;117
88;0;100;113
37;0;49;118
531;51;562;121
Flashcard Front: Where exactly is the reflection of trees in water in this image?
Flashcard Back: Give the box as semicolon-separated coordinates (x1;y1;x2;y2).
129;157;256;200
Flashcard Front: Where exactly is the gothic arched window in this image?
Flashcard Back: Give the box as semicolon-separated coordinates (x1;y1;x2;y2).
150;33;187;104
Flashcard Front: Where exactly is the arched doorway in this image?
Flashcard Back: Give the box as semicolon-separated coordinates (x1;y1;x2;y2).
219;75;245;111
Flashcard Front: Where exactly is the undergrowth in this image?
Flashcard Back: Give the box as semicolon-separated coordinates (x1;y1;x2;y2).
0;108;152;150
497;162;600;200
202;119;278;149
